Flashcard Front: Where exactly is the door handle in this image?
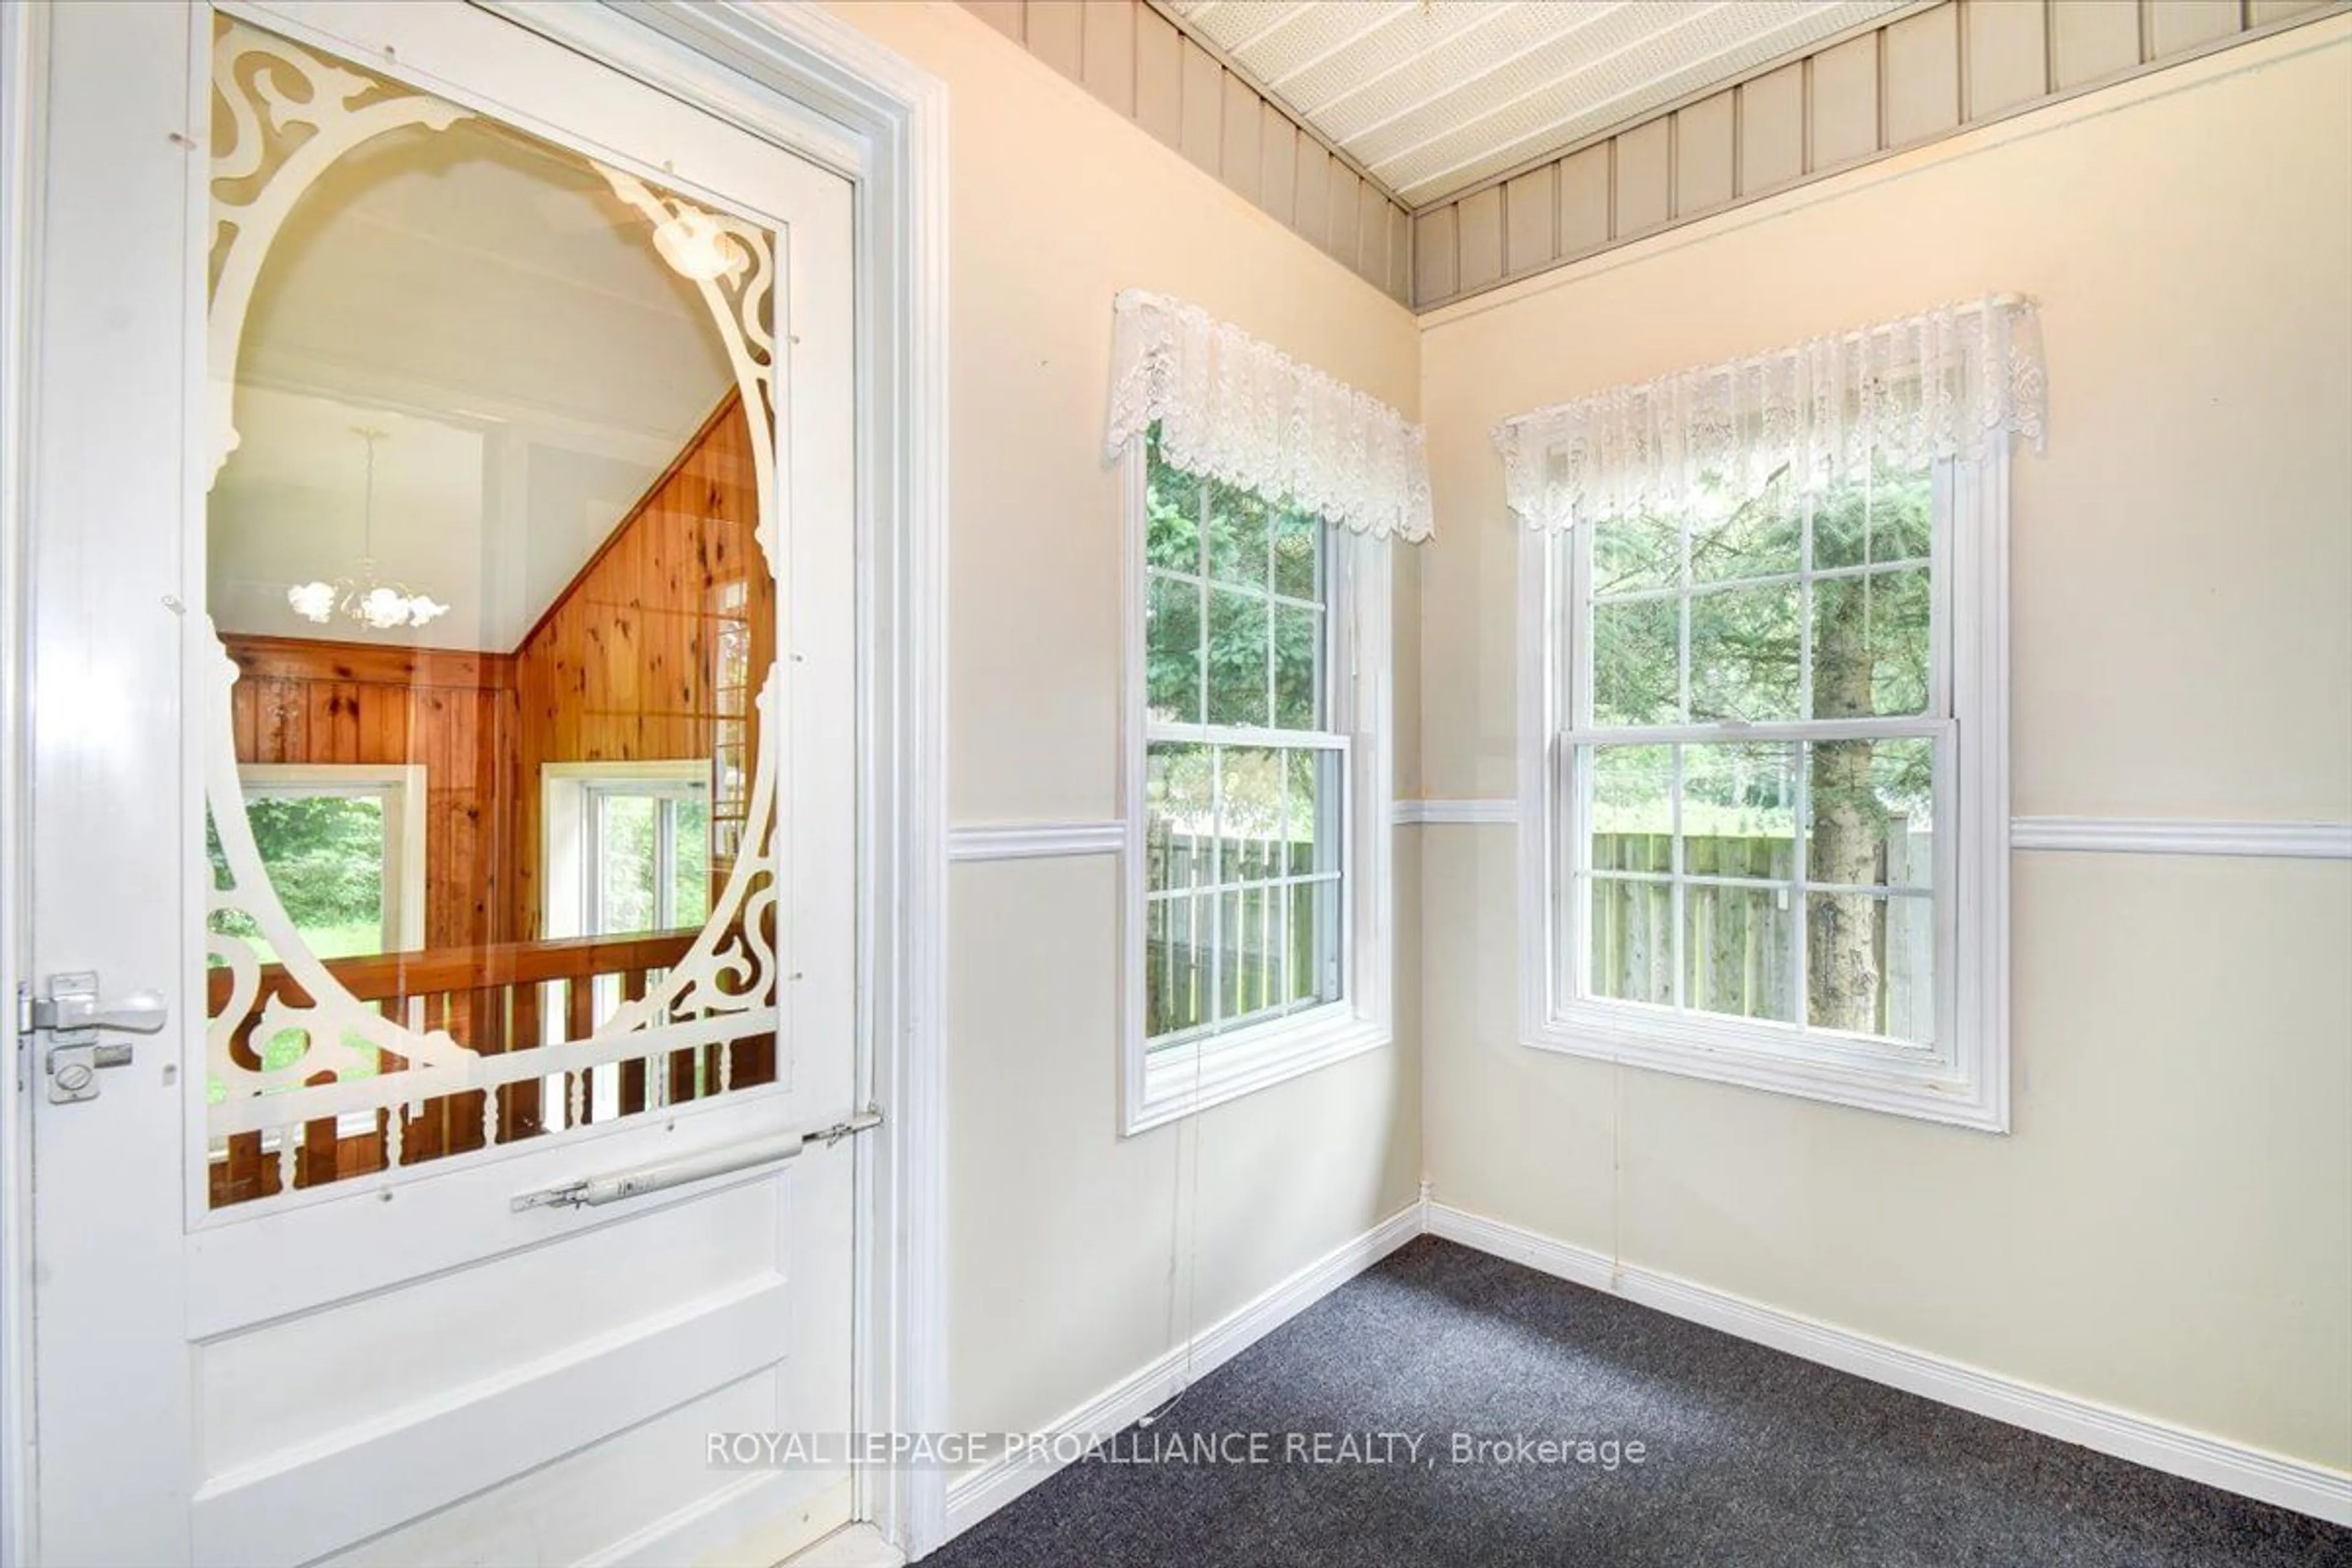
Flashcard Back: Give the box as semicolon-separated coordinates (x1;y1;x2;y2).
20;971;170;1104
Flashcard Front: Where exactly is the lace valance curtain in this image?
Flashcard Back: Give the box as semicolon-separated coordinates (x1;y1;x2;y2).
1493;296;2048;532
1107;288;1434;543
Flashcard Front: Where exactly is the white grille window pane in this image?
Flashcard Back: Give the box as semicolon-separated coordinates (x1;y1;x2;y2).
1135;421;1360;1068
1144;429;1204;570
1588;744;1675;854
1145;575;1203;723
1591;597;1680;727
1272;505;1319;599
1689;582;1801;722
1811;569;1931;717
1146;742;1214;894
1681;742;1798;880
1205;587;1272;726
1806;892;1935;1044
1205;478;1273;587
1812;463;1934;568
1216;747;1285;883
1145;894;1208;1039
1586;876;1675;1006
1272;604;1323;729
1683;883;1798;1023
1591;510;1679;595
1284;748;1339;876
1804;738;1937;892
1689;477;1800;584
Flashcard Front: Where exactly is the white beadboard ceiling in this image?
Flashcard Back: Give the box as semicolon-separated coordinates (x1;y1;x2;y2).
1163;0;1912;207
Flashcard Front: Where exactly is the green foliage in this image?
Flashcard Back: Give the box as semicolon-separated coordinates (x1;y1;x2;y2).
206;796;386;955
1144;426;1325;728
1588;460;1934;821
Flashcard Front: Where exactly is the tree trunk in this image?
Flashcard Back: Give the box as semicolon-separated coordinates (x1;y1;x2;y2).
1808;582;1882;1033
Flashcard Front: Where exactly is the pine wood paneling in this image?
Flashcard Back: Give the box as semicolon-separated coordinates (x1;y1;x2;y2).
510;393;772;940
222;636;517;952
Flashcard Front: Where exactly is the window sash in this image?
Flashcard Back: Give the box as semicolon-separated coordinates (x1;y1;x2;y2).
582;782;708;937
1139;445;1352;1056
238;780;405;956
1556;465;1956;1057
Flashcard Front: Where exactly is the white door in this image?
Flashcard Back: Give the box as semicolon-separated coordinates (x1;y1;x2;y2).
23;3;860;1563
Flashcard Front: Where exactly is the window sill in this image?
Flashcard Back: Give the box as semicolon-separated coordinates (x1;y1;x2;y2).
1125;1005;1390;1136
1526;1004;2006;1133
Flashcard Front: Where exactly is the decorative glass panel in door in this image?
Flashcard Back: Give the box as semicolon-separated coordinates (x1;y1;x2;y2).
202;16;785;1209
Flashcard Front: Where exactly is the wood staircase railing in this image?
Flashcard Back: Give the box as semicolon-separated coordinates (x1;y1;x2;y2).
206;930;776;1207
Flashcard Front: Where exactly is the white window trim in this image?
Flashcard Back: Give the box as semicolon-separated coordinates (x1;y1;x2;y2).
1121;445;1395;1136
235;762;427;954
539;758;710;942
1517;450;2010;1132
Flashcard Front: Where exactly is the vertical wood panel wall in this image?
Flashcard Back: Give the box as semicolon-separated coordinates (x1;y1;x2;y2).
1413;0;2343;309
959;0;1415;305
223;638;519;951
510;393;773;940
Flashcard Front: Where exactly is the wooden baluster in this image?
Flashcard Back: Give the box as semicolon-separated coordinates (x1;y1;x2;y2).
469;982;507;1148
508;982;543;1139
619;968;648;1117
566;976;594;1126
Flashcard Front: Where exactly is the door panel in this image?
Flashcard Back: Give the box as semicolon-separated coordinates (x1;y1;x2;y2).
29;4;859;1563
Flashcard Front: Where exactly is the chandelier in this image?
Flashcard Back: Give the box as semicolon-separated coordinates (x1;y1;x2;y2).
286;428;449;630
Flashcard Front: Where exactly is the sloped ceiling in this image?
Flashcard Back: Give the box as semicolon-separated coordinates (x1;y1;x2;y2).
1162;0;1910;207
209;118;734;652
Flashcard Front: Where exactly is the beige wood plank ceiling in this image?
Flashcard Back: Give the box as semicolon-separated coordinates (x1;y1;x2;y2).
1161;0;1909;207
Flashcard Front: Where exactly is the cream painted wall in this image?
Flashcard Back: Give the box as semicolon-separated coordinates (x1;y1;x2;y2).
1416;17;2352;1473
822;2;1425;1445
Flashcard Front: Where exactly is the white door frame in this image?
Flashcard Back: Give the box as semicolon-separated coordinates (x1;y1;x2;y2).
0;2;951;1561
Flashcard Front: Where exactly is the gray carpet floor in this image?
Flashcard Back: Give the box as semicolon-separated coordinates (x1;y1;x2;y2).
927;1237;2349;1567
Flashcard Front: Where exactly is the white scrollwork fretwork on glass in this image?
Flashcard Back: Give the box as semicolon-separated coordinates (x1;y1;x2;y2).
203;21;787;1200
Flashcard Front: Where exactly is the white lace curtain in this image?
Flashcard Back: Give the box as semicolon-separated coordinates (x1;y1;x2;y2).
1493;295;2048;531
1107;288;1434;543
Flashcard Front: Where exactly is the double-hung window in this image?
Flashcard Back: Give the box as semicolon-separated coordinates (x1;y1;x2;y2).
1526;452;2010;1127
1126;428;1393;1131
1510;299;2041;1130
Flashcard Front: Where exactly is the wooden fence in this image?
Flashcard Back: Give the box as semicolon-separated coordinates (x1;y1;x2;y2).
1591;828;1931;1038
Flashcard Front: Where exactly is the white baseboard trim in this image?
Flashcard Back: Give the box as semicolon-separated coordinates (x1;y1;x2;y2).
941;1203;1423;1540
2010;816;2352;860
1424;1202;2352;1528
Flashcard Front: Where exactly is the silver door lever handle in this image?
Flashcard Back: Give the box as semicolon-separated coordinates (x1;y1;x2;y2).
27;984;170;1036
